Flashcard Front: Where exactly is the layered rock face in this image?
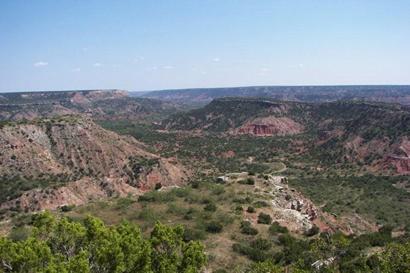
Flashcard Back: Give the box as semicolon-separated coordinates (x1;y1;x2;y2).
387;138;410;174
0;117;188;211
234;116;304;136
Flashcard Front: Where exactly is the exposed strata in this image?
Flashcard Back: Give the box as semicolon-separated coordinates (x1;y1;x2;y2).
386;138;410;174
341;136;410;174
232;116;304;136
163;98;409;175
0;117;189;212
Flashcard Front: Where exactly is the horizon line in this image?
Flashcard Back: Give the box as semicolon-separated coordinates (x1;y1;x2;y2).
2;83;410;94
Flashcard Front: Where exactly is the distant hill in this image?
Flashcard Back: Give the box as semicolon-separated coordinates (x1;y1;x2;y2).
162;97;410;174
0;89;175;121
135;85;410;106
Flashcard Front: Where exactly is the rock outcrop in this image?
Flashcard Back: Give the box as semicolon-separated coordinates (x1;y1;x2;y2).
386;138;410;174
233;116;304;136
0;116;189;212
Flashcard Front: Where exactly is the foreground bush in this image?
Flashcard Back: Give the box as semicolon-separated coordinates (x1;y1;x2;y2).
0;212;206;273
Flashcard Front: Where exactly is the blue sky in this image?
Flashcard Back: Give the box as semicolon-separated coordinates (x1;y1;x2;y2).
1;0;409;92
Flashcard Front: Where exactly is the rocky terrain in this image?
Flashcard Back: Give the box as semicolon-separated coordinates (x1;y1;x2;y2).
162;98;410;174
0;116;188;212
0;89;174;121
162;98;308;134
0;90;409;273
232;116;304;136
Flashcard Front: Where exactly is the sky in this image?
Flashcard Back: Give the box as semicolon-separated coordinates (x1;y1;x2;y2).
1;0;410;92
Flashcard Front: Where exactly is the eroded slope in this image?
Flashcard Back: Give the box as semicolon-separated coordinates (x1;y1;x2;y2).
0;116;188;212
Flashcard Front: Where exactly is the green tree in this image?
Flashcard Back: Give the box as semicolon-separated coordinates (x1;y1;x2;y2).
0;213;206;273
150;221;206;273
378;241;410;273
245;261;283;273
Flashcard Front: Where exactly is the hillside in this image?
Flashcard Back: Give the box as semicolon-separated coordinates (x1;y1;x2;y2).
0;89;174;121
162;97;308;134
0;116;188;213
137;85;410;106
0;96;409;272
162;98;410;174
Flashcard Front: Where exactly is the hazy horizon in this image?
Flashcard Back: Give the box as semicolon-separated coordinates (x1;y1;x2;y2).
2;84;410;94
1;0;410;92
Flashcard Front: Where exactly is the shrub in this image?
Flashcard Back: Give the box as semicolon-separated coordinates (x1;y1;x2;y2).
167;203;189;215
250;238;272;251
269;222;288;234
183;208;196;220
232;243;269;262
235;205;243;214
240;221;258;235
211;185;225;195
206;221;223;233
238;178;255;185
191;181;200;188
257;213;272;225
304;225;320;237
247;206;256;213
183;228;207;241
277;234;296;247
138;194;156;202
59;205;75;212
204;203;217;212
253;200;269;208
115;197;135;209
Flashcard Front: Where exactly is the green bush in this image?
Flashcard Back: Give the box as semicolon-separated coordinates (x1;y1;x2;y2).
238;178;255;185
115;197;135;210
240;221;258;235
247;206;256;213
206;221;223;233
191;181;200;188
250;238;272;251
183;228;207;241
269;222;288;234
232;242;269;262
60;204;75;212
253;200;269;208
235;205;243;212
138;194;156;202
183;208;197;220
204;203;217;212
257;213;272;225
